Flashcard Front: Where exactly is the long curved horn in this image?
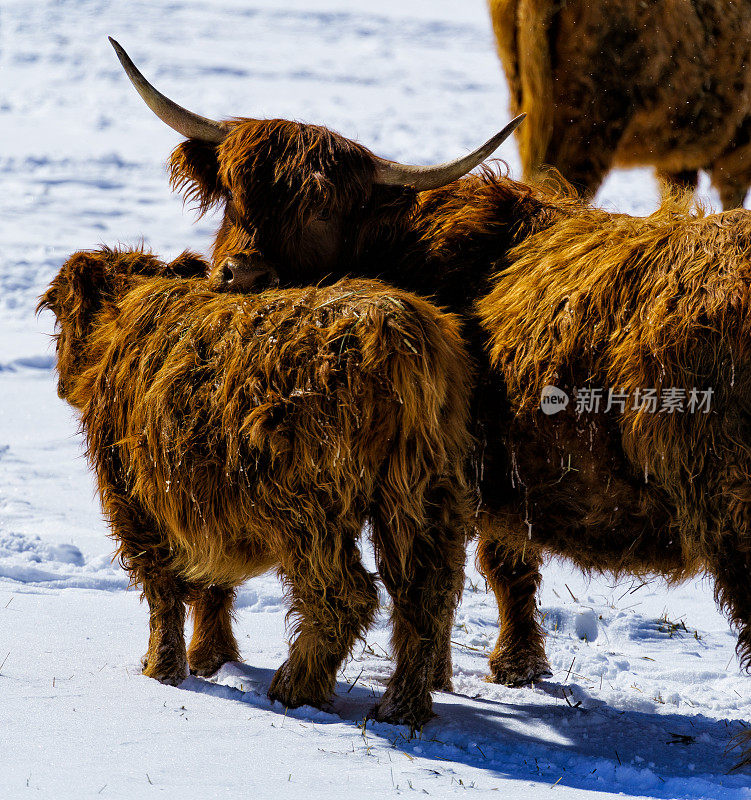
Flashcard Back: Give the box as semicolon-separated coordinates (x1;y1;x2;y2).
373;113;525;191
109;37;228;143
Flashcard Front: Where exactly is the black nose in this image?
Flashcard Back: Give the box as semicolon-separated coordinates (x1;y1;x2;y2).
221;258;237;284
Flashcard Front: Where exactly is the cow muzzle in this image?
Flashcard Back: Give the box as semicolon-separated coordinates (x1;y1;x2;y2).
211;252;280;294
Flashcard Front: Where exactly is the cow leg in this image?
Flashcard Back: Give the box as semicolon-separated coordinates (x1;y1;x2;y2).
105;491;189;685
706;468;751;768
711;170;750;211
370;477;467;729
268;525;378;710
538;39;642;199
431;608;456;694
187;586;241;677
140;570;189;685
709;116;751;209
711;550;751;673
711;551;751;768
655;169;699;198
543;102;632;200
477;532;549;686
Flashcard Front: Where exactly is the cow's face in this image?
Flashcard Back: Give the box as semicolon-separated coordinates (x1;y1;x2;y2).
110;38;524;288
170;119;400;286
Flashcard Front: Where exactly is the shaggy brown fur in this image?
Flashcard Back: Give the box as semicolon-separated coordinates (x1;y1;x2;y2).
164;116;751;762
39;246;474;728
488;0;751;207
476;195;751;660
168;118;417;283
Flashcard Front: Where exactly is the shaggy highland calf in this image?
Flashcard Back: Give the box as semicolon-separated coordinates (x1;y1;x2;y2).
39;247;474;728
487;0;751;207
112;42;751;763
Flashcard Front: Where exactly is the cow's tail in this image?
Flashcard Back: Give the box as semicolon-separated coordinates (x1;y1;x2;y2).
488;0;556;180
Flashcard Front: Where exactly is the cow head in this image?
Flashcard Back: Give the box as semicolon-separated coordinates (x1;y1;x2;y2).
110;38;524;287
38;247;206;404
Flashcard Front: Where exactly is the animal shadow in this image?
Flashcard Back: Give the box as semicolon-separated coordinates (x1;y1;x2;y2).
177;661;751;797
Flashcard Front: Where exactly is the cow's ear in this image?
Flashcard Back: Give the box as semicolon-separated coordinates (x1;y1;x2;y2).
50;249;114;333
68;249;109;298
168;139;224;216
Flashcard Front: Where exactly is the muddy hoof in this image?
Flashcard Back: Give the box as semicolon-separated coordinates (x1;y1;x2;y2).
141;644;188;685
431;673;454;693
142;661;188;686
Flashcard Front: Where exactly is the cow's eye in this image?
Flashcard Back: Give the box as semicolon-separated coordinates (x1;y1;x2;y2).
317;209;330;221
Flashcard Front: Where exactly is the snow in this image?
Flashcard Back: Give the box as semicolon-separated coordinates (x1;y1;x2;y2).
573;608;599;643
0;0;748;798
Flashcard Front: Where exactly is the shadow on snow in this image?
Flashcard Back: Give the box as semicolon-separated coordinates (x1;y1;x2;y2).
177;661;751;799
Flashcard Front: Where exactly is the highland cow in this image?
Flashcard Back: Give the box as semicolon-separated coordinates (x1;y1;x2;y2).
107;38;524;285
111;41;751;763
39;246;474;728
487;0;751;207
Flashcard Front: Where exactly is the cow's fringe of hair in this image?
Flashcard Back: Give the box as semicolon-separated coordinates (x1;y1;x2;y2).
168;118;376;223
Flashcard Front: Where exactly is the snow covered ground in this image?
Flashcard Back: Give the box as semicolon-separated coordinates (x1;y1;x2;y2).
1;1;749;798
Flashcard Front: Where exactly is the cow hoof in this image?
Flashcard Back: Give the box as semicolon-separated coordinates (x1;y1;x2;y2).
487;657;551;687
368;695;434;731
188;651;238;678
189;663;220;678
267;660;330;710
144;667;189;686
431;675;454;693
142;656;189;686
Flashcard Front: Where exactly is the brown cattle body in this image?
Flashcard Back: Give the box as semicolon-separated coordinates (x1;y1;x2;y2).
40;247;474;728
488;0;751;207
176;123;751;731
112;44;751;763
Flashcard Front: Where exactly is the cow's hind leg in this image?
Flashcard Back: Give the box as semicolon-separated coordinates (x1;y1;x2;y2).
140;569;189;685
711;547;751;673
709;116;751;209
268;520;378;710
187;586;241;677
478;521;549;686
709;542;751;769
431;606;456;694
105;492;189;685
370;476;468;729
711;167;751;210
542;87;633;199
